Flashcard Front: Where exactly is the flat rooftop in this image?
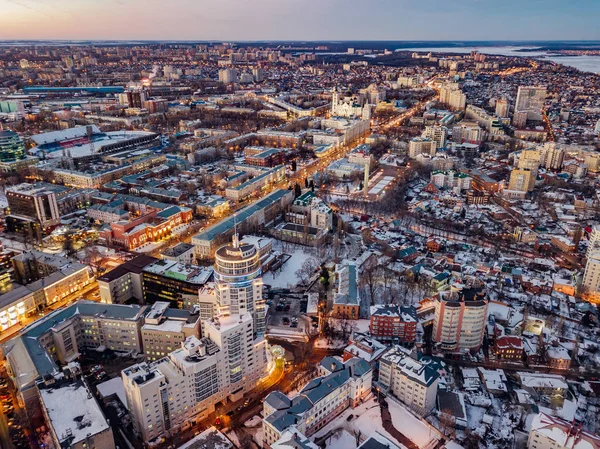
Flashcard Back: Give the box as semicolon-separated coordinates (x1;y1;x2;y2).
38;380;110;446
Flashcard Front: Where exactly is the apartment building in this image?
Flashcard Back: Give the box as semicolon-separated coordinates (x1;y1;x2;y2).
98;255;157;304
409;137;436;158
432;288;488;352
123;336;223;442
369;305;418;344
378;346;439;416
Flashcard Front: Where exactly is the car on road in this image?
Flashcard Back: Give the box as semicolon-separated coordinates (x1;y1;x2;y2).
282;317;290;325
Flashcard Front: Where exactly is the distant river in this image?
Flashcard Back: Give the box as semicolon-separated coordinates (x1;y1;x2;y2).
402;46;600;74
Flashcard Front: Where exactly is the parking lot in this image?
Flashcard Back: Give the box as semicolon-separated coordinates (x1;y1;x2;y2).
0;369;29;449
266;292;318;339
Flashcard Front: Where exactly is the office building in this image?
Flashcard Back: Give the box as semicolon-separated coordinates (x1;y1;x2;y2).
98;255;157;304
213;233;266;336
6;183;62;230
39;378;116;449
432;287;488;352
142;302;201;361
332;263;360;319
192;189;294;258
262;356;372;447
0;130;26;162
378;346;439;416
2;301;147;417
142;259;213;310
515;86;546;122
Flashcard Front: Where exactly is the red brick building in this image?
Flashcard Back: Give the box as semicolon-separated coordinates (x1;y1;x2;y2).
493;336;524;362
369;304;418;344
100;205;193;250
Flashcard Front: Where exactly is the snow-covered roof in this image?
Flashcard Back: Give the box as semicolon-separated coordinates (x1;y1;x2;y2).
531;413;600;449
38;380;111;446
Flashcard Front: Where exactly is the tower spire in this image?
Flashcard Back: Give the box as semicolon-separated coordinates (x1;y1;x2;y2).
232;213;239;248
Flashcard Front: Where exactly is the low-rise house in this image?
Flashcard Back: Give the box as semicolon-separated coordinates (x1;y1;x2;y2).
437;391;468;429
477;368;507;396
343;332;387;367
517;373;568;397
528;413;600;449
493;335;524;362
547;344;572;370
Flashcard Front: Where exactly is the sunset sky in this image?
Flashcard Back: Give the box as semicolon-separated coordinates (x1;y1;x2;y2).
0;0;598;41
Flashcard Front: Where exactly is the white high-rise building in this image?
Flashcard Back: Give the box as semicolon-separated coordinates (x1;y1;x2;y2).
123;234;269;443
408;137;436;158
123;337;223;442
582;250;600;296
587;226;600;257
515;86;546;122
539;143;564;170
213;233;266;335
252;67;264;82
378;346;439;416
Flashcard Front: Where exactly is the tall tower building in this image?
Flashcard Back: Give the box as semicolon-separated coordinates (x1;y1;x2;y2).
433;287;487;352
123;233;270;443
582;251;600;298
213;233;266;336
495;98;510;118
508;168;536;193
515;86;546;122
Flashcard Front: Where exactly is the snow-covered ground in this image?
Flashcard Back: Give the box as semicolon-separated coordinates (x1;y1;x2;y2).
243;414;264;447
263;245;314;288
386;398;441;448
315;337;347;349
321;429;358;449
311;396;438;449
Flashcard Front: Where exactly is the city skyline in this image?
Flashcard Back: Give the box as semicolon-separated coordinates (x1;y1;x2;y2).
1;0;599;41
